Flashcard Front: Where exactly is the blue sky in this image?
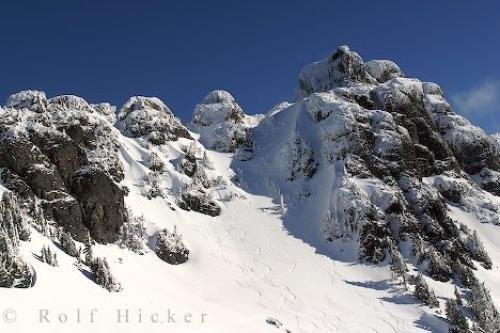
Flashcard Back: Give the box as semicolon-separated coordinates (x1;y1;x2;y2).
1;1;499;132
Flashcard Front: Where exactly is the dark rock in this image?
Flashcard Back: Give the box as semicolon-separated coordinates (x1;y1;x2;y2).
180;192;221;217
70;169;126;243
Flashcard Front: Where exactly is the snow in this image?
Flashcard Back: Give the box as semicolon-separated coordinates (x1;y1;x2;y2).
1;125;441;333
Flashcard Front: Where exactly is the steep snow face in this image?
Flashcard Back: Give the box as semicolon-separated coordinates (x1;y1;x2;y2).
117;96;191;145
189;90;263;152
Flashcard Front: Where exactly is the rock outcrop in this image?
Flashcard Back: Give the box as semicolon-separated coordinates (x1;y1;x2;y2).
0;92;126;243
117;96;191;145
189;90;263;152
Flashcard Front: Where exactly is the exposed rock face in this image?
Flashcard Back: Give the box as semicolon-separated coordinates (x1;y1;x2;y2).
71;169;126;243
0;92;126;243
189;90;263;152
117;96;191;145
176;141;222;216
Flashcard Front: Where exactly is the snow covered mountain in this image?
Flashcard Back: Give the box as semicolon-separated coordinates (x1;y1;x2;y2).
1;46;500;333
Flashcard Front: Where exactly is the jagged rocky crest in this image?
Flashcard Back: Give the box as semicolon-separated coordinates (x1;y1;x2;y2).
0;88;240;246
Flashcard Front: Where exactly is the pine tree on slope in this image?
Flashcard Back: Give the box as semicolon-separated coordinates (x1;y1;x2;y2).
445;298;469;333
90;257;121;292
413;274;439;308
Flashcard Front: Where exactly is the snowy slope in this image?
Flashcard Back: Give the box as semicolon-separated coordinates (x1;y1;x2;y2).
1;144;444;333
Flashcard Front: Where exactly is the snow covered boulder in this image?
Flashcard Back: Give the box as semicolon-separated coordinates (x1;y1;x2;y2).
117;96;191;145
154;228;189;265
297;45;376;97
364;60;403;83
189;90;262;152
5;90;48;113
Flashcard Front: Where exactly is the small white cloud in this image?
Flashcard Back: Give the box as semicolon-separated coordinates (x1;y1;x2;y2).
452;80;500;116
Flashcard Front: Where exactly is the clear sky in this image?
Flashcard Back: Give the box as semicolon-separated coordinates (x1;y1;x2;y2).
1;1;499;132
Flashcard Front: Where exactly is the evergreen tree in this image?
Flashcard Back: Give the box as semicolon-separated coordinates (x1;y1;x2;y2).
147;151;165;172
413;274;439;308
59;230;79;257
146;172;162;199
465;231;492;269
119;215;146;254
425;249;453;282
390;245;408;287
155;227;189;265
41;246;58;267
0;231;33;288
0;192;30;242
0;193;33;288
90;257;121;292
451;259;478;288
454;286;463;305
468;280;500;332
83;232;93;264
445;298;469;333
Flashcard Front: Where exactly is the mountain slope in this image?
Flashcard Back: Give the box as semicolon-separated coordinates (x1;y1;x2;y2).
1;46;500;333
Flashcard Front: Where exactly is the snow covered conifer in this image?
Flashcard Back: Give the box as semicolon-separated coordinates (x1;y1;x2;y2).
119;215;146;254
145;172;162;199
413;274;439;307
0;231;33;288
147;151;165;172
451;259;478;288
155;227;189;265
0;192;30;242
468;280;500;331
425;249;452;282
90;257;121;292
59;230;79;257
445;299;469;333
41;246;58;267
83;232;93;264
465;230;492;269
454;286;463;305
390;245;408;286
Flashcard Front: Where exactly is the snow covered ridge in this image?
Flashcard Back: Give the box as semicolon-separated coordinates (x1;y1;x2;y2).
1;45;500;332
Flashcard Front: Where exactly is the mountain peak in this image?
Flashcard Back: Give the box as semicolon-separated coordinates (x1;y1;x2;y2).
297;45;404;98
